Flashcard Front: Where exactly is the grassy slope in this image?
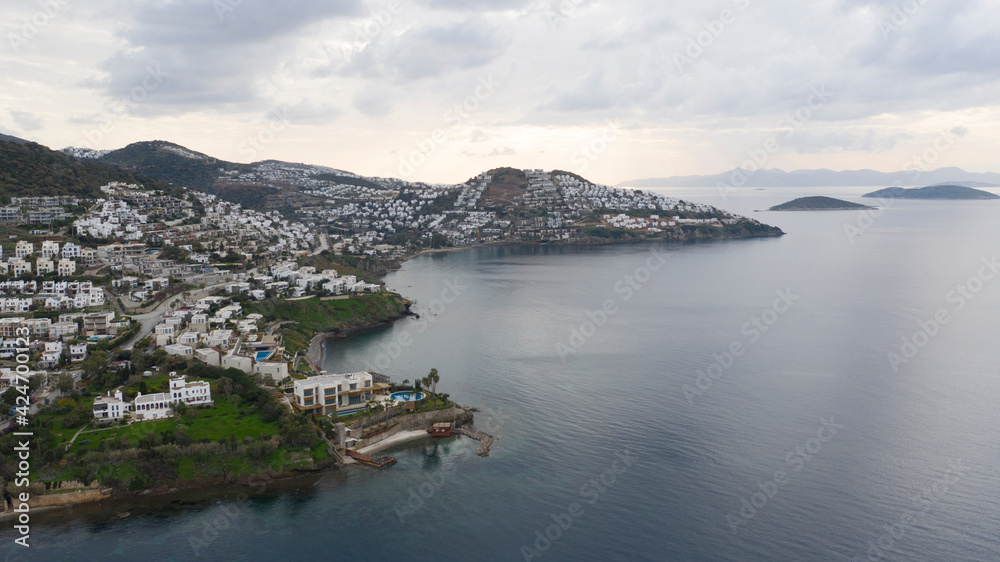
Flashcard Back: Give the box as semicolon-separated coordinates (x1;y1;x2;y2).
246;293;410;353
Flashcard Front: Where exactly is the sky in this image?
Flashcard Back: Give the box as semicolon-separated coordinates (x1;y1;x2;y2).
2;0;999;185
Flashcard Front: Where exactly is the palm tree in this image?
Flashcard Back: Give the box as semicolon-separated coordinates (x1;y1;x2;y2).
428;368;440;395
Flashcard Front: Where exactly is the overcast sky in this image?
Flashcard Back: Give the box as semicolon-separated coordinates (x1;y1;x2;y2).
2;0;998;185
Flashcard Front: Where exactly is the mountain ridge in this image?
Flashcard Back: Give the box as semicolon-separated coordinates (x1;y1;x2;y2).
619;167;1000;188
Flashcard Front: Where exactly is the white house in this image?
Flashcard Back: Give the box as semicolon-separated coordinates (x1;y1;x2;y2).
57;259;76;277
49;322;78;339
36;258;54;274
208;329;233;349
292;372;374;416
178;332;200;345
194;347;221;366
93;390;126;422
15;241;33;259
133;375;213;421
168;375;213;406
41;240;60;259
164;343;193;357
70;343;88;362
221;354;253;373
41;342;63;364
61;242;81;259
253;361;289;380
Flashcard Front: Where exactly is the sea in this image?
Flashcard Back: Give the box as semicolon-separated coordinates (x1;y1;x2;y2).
4;186;1000;561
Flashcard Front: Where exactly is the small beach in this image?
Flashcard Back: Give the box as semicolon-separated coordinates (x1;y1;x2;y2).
357;429;430;455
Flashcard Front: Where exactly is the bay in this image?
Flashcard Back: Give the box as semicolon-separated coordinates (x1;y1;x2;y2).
7;186;1000;561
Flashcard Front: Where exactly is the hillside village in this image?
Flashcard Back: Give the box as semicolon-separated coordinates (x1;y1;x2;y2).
0;142;783;500
0;157;779;424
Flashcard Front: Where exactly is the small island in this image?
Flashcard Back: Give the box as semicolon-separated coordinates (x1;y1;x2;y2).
863;184;1000;200
768;196;876;211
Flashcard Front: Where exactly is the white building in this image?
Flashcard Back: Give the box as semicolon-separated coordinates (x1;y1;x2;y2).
57;259;77;277
292;372;374;416
41;240;60;259
61;242;81;259
164;343;193;357
133;375;213;420
49;322;78;339
253;361;289;380
178;332;200;345
36;258;54;274
221;354;253;373
93;390;126;422
15;241;33;259
70;343;88;362
194;347;221;366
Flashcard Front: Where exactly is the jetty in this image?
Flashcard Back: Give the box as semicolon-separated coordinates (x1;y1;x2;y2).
455;425;494;456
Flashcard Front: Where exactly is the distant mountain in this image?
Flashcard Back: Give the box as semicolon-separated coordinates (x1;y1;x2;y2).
863;185;1000;200
619;167;1000;188
0;137;173;200
769;196;875;211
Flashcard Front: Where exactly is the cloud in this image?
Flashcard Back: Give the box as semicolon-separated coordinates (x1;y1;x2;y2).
92;0;363;114
784;129;915;154
283;98;342;126
487;146;517;156
10;110;43;132
345;16;514;82
415;0;533;9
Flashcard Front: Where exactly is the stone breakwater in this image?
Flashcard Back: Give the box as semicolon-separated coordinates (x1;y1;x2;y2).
455;426;494;456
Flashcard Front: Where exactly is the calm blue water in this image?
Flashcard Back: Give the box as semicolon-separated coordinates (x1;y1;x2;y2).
5;187;1000;561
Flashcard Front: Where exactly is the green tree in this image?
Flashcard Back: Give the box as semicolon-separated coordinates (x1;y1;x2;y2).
57;373;75;394
81;350;109;381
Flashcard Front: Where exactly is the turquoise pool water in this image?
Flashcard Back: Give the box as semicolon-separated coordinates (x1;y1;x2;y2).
389;391;425;402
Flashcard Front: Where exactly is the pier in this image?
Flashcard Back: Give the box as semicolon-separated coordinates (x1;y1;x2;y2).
455;425;494;456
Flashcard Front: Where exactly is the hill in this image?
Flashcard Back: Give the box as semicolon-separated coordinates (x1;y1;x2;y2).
0;133;30;145
863;185;1000;200
619;167;1000;188
769;196;875;211
0;138;174;201
91;142;385;210
96;140;244;193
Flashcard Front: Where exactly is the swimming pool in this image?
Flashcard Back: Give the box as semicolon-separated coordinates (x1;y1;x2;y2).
390;391;426;403
255;351;274;361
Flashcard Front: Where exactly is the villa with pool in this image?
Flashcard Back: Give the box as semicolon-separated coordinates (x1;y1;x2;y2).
292;371;383;415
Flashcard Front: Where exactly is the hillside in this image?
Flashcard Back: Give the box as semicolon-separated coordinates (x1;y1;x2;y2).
97;140;243;193
93;142;370;210
0;138;174;200
769;196;874;211
245;293;411;354
863;185;1000;200
0;133;30;145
